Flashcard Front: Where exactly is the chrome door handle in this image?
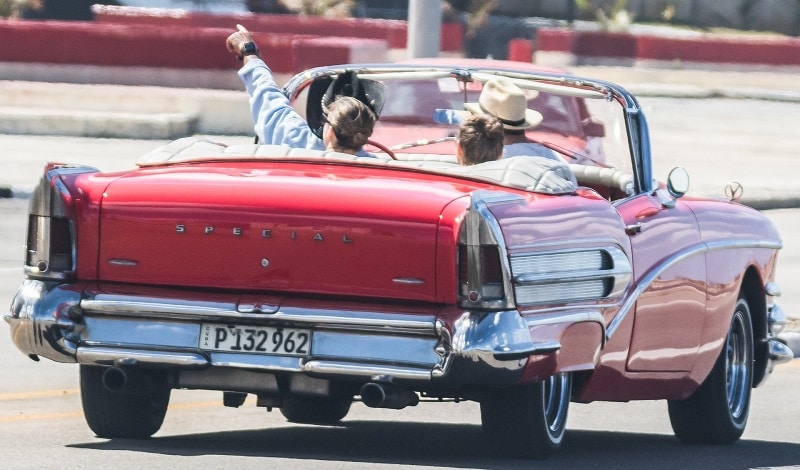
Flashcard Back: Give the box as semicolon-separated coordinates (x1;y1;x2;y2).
625;223;643;235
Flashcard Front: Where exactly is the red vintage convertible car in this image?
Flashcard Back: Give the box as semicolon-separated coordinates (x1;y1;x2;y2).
6;60;794;459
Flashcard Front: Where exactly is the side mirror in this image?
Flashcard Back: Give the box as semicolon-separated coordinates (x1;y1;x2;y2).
667;167;690;199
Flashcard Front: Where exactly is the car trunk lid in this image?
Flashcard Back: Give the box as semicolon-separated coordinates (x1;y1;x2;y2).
96;162;471;302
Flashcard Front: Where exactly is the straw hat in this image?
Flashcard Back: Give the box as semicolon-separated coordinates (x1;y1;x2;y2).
464;78;543;130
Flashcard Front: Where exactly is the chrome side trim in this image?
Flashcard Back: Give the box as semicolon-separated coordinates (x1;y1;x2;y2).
80;298;235;317
525;310;606;329
492;340;561;360
606;238;783;339
107;259;139;267
392;277;425;285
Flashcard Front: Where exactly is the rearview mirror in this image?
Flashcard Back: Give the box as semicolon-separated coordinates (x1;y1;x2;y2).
433;108;464;125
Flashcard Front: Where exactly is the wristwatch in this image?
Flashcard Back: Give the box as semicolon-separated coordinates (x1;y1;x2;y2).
238;41;259;60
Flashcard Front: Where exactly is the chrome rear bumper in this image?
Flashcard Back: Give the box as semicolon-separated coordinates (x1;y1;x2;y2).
5;279;577;390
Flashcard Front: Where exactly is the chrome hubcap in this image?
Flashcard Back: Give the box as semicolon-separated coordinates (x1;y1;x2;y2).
725;310;750;419
544;373;570;433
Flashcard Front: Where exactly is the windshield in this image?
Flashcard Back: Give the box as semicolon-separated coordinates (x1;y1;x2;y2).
290;67;634;195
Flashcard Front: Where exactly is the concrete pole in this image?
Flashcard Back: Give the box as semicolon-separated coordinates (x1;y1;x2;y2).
407;0;442;59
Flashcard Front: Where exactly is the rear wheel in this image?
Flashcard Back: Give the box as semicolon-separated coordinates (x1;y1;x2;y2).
80;365;170;438
668;296;753;444
279;395;352;424
480;373;571;459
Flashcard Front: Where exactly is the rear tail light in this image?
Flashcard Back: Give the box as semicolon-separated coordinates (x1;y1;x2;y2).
26;214;75;276
458;245;505;302
457;191;515;310
24;163;96;280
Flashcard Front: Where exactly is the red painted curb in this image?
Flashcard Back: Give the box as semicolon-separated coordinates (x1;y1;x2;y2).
535;29;573;52
572;31;637;58
537;28;800;66
92;5;464;52
508;38;533;62
637;35;800;66
0;20;387;73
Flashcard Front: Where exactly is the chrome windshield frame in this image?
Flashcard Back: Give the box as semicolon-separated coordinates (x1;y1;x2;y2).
282;63;653;197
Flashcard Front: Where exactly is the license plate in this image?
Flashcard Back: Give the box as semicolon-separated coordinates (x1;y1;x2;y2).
199;323;311;356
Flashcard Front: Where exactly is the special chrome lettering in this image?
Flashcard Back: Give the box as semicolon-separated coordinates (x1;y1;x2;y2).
173;225;353;244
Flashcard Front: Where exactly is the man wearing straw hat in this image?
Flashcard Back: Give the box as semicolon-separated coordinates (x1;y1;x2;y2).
464;78;560;161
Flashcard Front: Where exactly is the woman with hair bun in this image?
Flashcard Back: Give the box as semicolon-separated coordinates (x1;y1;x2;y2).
456;114;504;166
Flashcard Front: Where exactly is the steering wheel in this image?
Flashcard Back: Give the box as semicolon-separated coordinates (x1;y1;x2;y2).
366;139;397;160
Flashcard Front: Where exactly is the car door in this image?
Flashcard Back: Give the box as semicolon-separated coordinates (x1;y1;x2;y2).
615;186;707;372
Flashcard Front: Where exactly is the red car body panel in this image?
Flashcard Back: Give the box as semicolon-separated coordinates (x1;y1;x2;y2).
93;162;479;302
578;192;782;401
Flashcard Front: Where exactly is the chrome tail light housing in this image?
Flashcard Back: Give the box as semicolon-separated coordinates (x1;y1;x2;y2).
457;191;633;311
25;163;97;280
511;247;632;306
457;191;516;311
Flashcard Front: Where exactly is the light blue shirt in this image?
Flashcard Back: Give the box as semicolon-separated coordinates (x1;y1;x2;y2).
238;59;374;158
502;142;561;161
238;58;325;151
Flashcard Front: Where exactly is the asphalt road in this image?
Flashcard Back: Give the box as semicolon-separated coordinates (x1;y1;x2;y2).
1;194;799;469
1;96;800;468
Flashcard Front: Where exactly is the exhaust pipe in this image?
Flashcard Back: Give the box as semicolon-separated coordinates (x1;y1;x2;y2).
360;383;419;409
101;367;154;395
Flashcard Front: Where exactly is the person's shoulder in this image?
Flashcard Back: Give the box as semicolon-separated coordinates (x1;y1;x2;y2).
503;142;547;157
505;142;563;160
504;142;542;150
